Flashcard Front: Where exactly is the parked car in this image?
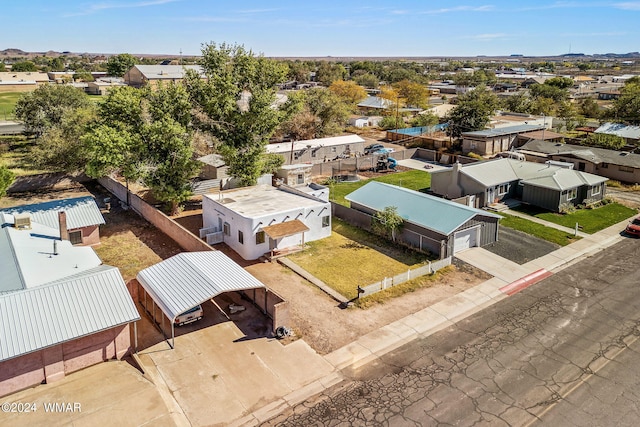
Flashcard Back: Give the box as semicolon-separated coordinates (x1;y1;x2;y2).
625;218;640;237
364;143;384;154
175;304;204;326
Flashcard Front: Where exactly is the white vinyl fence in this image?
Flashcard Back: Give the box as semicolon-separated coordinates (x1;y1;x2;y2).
358;257;452;298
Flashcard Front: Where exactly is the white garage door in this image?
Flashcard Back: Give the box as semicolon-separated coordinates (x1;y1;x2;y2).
454;227;478;253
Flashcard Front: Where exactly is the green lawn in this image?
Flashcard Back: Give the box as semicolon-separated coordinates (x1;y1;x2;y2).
288;218;431;300
512;202;637;234
0;92;22;120
499;213;581;246
330;169;431;206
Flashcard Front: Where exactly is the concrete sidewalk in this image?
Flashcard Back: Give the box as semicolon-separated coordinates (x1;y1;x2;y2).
241;216;634;426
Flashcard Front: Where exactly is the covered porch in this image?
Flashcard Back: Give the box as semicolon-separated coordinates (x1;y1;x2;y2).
261;219;310;260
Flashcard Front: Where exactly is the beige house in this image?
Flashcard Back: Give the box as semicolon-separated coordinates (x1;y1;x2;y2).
0;71;50;92
87;79;127;95
124;64;204;88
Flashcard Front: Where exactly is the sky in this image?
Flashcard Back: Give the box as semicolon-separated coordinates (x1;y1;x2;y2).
3;1;640;57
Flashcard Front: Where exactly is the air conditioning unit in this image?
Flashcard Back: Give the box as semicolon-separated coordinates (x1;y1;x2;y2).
14;213;32;230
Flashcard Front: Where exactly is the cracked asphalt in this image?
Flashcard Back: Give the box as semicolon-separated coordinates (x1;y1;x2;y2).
263;238;640;426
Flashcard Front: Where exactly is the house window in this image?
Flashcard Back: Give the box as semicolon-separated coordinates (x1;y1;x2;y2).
600;163;608;169
297;174;304;184
255;231;266;244
311;150;317;158
69;230;82;245
331;147;337;153
619;166;633;173
498;184;509;195
567;188;577;200
238;230;244;244
223;222;230;236
322;215;330;227
591;185;600;196
470;141;477;149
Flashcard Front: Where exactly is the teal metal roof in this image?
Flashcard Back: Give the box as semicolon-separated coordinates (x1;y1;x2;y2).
0;196;105;231
345;181;500;236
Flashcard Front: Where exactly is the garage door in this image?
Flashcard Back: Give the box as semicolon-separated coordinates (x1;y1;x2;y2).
454;227;478;253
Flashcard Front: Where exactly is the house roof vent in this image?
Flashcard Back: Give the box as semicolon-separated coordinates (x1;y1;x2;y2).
14;213;32;230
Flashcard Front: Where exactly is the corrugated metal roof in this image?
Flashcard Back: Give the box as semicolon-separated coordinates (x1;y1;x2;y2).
345;182;500;236
133;65;203;79
357;96;392;109
136;252;266;322
594;122;640;140
462;124;545;138
0;196;105;231
265;134;365;154
0;265;140;362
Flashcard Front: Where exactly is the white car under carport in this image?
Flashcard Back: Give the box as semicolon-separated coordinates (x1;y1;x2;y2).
135;251;282;348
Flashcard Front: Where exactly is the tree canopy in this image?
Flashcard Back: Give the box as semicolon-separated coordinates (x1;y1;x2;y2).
607;78;640;125
0;165;15;199
11;61;37;72
184;42;289;186
328;80;367;105
445;85;499;138
373;206;404;242
106;53;137;77
15;85;92;136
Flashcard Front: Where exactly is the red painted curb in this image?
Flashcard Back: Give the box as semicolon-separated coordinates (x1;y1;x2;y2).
499;269;553;296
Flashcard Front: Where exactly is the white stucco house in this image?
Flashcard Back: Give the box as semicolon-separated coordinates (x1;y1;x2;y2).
201;185;331;260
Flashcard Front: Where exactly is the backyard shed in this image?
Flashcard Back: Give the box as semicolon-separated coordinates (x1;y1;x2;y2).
344;181;501;258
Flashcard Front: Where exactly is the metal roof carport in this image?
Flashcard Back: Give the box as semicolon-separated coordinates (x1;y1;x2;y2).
136;251;266;348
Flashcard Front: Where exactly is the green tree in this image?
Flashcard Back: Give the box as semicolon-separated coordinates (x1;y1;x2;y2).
378;115;407;130
578;98;600;119
445;85;499;137
34;106;97;172
354;73;379;89
316;62;347;86
185;42;288;186
373;206;404;242
48;57;65;72
501;92;533;114
411;112;439;128
584;133;625;150
608;78;640;125
328;80;367;105
557;101;579;131
15;85;92;135
529;83;568;102
73;69;95;82
0;165;15;198
394;80;430;109
305;88;351;137
106;53;137;77
11;61;38;72
0;62;6;72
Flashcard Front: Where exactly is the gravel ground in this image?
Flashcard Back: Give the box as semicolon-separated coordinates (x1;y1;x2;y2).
483;226;560;265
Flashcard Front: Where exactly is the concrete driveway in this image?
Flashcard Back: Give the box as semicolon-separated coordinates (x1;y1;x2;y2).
135;291;335;426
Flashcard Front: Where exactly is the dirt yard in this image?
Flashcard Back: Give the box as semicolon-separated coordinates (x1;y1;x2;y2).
3;178;492;356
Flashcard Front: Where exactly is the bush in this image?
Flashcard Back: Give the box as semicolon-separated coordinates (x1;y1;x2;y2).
559;202;577;214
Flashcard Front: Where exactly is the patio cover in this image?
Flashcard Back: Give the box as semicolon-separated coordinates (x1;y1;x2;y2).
136;251;266;325
261;219;309;239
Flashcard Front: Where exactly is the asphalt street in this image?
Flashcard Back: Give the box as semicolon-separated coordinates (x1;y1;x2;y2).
264;237;640;426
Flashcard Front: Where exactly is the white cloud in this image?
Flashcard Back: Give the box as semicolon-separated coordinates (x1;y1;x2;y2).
420;5;495;14
614;2;640;10
64;0;181;17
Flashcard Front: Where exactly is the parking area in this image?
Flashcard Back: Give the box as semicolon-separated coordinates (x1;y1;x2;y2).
483;226;560;264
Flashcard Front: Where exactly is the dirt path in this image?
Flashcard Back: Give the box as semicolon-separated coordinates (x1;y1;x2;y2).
244;258;490;355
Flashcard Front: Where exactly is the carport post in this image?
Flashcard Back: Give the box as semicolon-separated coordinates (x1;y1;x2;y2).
134;322;138;353
171;323;175;349
264;290;268;315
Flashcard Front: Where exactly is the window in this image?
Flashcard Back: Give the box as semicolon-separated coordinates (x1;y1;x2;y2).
567;188;577;200
470;141;477;149
297;174;304;184
600;163;608;169
591;185;600;196
497;184;509;195
223;222;230;236
255;231;266;244
69;230;82;245
238;230;244;244
331;147;337;153
322;215;330;227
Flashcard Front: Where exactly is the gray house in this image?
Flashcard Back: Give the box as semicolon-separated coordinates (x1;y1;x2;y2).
430;159;607;212
519;140;640;184
462;124;546;156
345;181;501;258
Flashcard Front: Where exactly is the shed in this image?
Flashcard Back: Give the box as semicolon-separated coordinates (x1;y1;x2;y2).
136;251;267;347
345;181;500;257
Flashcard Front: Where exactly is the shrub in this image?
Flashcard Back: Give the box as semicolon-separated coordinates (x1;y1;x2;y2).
559;202;577;214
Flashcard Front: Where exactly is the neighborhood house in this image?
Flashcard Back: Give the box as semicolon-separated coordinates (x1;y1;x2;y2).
0;205;138;397
430;159;608;212
344;181;501;257
201;185;332;260
265;134;365;164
